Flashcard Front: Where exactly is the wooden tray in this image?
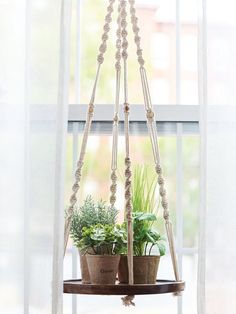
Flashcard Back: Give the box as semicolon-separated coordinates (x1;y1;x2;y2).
64;279;185;295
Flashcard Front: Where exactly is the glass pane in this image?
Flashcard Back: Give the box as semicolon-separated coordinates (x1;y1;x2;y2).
183;135;199;247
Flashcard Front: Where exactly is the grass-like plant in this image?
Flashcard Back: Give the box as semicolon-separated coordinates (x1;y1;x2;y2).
132;165;159;216
70;196;118;249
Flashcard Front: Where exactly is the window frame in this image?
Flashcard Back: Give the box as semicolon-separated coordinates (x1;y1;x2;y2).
68;104;199;122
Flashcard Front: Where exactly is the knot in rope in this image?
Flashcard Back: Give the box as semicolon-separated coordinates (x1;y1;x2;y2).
122;295;135;307
146;109;154;120
155;164;162;174
159;186;166;197
158;175;165;185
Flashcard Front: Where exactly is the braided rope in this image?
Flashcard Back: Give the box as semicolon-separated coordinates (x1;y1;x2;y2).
90;0;116;104
128;0;180;283
64;104;94;255
109;1;122;207
128;0;145;67
97;0;116;65
115;3;122;72
123;104;135;306
121;1;134;306
64;0;115;256
124;107;134;304
124;155;133;271
121;0;128;62
121;0;129;102
110;170;117;206
124;156;132;221
156;163;179;284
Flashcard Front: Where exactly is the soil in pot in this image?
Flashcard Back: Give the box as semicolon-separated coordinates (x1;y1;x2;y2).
118;255;160;284
86;255;120;285
79;250;91;284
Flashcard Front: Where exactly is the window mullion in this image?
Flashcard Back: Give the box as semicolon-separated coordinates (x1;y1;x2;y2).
68;104;199;123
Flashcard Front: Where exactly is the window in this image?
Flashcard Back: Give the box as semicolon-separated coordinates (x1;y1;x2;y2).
65;1;199;313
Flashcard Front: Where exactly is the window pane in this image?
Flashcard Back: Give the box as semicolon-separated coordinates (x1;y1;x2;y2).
183;135;199;247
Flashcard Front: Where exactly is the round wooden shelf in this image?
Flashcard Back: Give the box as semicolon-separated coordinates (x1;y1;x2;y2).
64;279;185;295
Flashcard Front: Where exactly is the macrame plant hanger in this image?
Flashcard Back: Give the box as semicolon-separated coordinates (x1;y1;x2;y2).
64;0;184;306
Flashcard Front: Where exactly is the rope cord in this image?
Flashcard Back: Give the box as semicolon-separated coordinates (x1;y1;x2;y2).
121;0;133;284
64;0;116;256
110;1;122;207
121;0;128;104
120;0;135;306
128;0;180;282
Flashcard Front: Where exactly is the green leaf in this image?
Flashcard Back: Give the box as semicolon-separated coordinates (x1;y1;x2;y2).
146;232;156;244
157;242;166;256
91;227;105;241
135;212;157;222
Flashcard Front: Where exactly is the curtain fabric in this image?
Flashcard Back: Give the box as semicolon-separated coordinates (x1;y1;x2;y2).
0;1;71;313
198;0;236;313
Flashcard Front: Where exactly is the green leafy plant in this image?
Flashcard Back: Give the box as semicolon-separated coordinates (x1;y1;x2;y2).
119;212;166;256
79;224;126;255
70;196;118;248
132;212;166;256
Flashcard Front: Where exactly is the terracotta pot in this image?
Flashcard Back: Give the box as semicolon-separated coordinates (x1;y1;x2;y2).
86;255;120;284
78;250;91;284
118;255;160;284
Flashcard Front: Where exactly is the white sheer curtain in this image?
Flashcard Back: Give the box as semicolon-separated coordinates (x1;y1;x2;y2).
0;1;71;313
198;0;236;313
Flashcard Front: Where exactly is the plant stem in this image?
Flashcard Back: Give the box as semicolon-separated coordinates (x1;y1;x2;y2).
145;242;148;255
149;244;154;255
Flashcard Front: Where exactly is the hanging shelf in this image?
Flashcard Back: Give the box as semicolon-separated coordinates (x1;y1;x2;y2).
63;0;185;304
64;279;185;296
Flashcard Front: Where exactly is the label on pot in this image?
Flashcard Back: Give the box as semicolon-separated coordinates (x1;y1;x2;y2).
100;269;114;274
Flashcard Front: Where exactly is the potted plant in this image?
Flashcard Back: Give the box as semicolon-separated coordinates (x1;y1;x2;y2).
118;212;166;284
70;196;118;283
79;224;125;284
117;165;165;284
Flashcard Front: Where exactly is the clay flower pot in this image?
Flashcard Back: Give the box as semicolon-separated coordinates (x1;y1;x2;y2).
79;250;91;284
86;255;120;284
118;255;160;284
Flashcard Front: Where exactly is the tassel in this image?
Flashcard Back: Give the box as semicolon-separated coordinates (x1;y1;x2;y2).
121;295;135;306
